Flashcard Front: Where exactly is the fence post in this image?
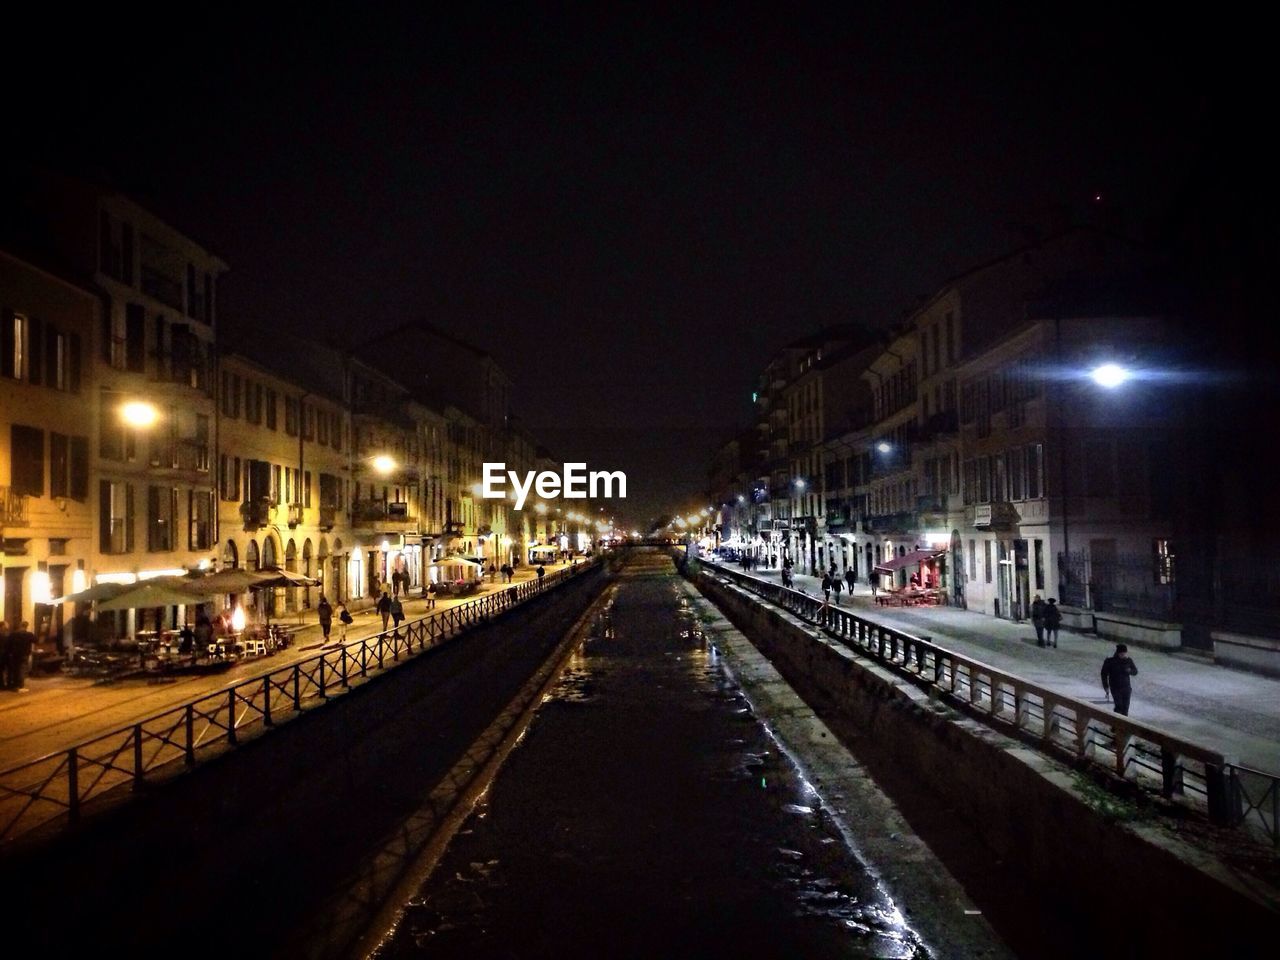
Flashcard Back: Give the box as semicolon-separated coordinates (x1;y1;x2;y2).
1205;763;1231;825
67;748;80;824
133;723;145;788
227;689;238;745
185;705;195;765
341;649;349;688
293;667;302;711
263;677;273;726
318;657;327;697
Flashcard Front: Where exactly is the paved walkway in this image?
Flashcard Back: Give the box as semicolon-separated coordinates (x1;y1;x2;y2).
708;559;1280;774
0;561;580;771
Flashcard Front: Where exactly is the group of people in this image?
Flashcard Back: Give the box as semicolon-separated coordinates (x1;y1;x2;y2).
819;566;858;606
0;621;36;691
1030;595;1064;647
315;595;354;644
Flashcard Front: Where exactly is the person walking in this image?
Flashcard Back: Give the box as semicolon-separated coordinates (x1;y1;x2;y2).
821;572;832;604
488;563;497;584
0;621;10;689
537;564;546;583
6;621;36;691
831;574;843;606
377;592;392;634
1044;598;1062;648
338;602;353;642
845;567;856;597
869;573;878;599
317;595;333;643
390;595;405;638
1101;644;1139;715
1031;594;1046;647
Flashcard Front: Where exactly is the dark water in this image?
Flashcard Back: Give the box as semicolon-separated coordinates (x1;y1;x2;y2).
379;561;925;959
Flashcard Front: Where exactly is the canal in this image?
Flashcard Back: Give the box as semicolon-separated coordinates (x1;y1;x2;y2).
374;554;932;958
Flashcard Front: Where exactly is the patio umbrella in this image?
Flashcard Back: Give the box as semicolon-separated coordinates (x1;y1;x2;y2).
51;581;131;605
97;581;219;611
252;567;321;588
184;568;274;593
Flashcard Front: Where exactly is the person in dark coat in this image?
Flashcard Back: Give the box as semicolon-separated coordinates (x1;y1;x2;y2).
317;595;333;641
377;592;392;633
1044;598;1062;647
831;573;843;606
844;567;856;596
537;564;546;582
1101;644;1139;715
1031;595;1047;646
821;573;832;603
7;621;36;690
390;596;404;637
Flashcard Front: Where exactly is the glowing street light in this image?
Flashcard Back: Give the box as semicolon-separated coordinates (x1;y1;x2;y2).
1090;363;1130;389
120;400;159;428
876;441;892;454
372;455;396;475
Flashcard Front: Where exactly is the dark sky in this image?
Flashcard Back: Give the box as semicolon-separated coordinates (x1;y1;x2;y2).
14;6;1247;523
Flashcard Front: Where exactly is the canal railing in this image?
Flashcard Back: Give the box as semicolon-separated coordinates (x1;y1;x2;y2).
699;558;1279;846
0;559;602;848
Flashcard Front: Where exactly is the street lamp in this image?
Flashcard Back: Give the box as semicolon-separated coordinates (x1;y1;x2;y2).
120;400;159;428
372;455;396;475
876;441;892;454
1090;363;1130;389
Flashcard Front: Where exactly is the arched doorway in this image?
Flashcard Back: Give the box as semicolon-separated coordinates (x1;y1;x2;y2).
302;538;314;609
261;534;281;616
222;540;239;570
245;540;260;570
284;539;298;612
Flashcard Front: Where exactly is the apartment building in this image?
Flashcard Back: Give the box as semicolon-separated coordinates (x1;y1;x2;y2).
1;250;96;644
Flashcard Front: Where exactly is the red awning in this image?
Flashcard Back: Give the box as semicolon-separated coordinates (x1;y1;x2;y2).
873;548;945;574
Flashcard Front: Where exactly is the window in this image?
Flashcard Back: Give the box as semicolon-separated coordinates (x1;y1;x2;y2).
147;486;178;551
284;396;299;436
218;454;242;501
99;480;134;554
1026;443;1043;499
50;433;69;498
1034;539;1045;590
3;310;31;380
189;490;215;550
1083;440;1114;497
265;390;278;430
984;540;993;583
221;371;241;418
10;425;44;496
968;539;976;580
303;470;312;507
1153;539;1175;585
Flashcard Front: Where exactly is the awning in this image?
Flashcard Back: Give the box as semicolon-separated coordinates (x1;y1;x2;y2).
873;548;945;574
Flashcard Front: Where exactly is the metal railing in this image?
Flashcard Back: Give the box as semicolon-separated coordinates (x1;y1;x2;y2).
0;559;601;847
701;559;1279;846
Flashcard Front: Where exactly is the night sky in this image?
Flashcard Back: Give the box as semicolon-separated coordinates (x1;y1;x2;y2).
11;7;1258;523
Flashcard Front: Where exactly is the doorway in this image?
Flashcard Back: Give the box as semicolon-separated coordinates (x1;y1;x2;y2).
4;566;26;628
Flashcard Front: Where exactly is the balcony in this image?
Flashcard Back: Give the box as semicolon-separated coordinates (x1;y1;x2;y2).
240;498;272;529
318;505;337;530
352;499;417;533
287;503;303;527
969;501;1020;528
1;486;29;528
863;511;916;534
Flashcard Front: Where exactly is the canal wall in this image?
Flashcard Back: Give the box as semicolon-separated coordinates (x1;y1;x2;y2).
692;570;1280;959
6;565;610;954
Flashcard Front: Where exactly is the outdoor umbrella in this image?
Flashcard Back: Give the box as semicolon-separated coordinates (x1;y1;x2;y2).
252;567;321;588
51;581;130;605
97;581;220;611
184;568;274;593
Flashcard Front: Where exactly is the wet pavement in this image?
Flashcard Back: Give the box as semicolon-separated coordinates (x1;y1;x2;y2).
379;554;931;959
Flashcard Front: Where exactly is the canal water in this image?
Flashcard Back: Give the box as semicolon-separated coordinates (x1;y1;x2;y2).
377;558;925;958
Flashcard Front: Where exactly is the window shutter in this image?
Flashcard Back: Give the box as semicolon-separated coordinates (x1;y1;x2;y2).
1;309;14;379
70;437;89;501
65;332;80;391
148;486;160;551
125;484;135;552
99;481;112;552
28;316;44;385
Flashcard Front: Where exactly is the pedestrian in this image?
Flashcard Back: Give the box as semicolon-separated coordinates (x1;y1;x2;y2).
317;594;333;642
377;592;392;633
1101;643;1139;716
0;621;10;689
338;602;353;641
6;621;36;691
488;563;497;583
831;574;843;606
869;574;878;598
390;595;404;637
845;567;856;596
178;622;195;655
1031;594;1046;646
537;564;546;582
821;572;832;603
1045;598;1062;648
